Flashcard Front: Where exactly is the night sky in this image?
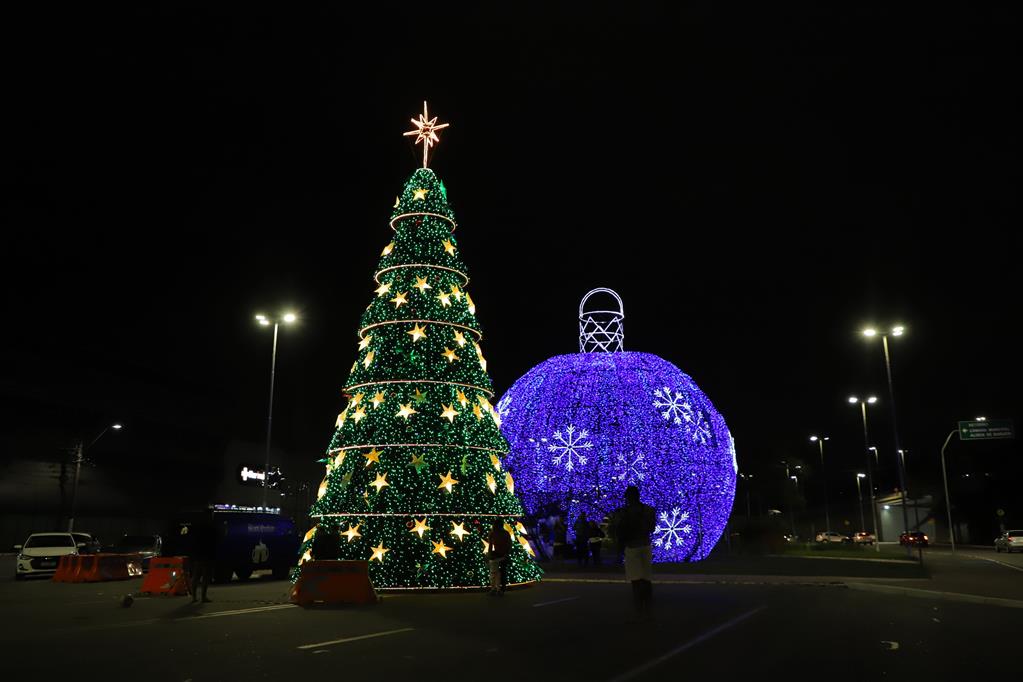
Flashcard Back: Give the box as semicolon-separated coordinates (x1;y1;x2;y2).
4;6;1019;515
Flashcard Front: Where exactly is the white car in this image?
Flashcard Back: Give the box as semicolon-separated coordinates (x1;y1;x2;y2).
14;532;87;579
815;531;849;544
852;531;876;545
995;530;1023;553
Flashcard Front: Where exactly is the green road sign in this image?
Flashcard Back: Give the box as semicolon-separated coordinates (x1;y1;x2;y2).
958;420;1014;441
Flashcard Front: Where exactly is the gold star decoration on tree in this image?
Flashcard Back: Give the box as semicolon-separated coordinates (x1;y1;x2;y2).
381;242;394;256
481;538;491;554
490;454;502;471
413;276;432;293
375;282;391;297
450;522;469;542
363;351;375;368
473;403;484;421
341;470;353;488
335;407;349;428
442;239;457;256
515;521;528;535
412;188;430;201
431;539;453;558
351;392;364;406
518;535;535;556
371;391;386;408
396;403;418;419
441;347;459;363
369;542;389;562
317;476;328;499
410;453;428;473
303;526;318;543
407;323;427;342
436;291;452;307
342;524;362;542
437;471;459;492
410;518;431;538
486;472;497;494
390;291;408;308
369;472;390;493
413;387;428;404
505;472;515;494
363;448;382;467
452;330;467;347
393;196;400;208
359;335;373;350
333;452;346;468
450;285;463;300
351;407;367;424
403;101;449;168
474;342;487;371
466;292;476;315
456;389;469;407
440;404;459;422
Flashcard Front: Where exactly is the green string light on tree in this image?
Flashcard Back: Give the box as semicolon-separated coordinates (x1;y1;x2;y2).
297;103;542;589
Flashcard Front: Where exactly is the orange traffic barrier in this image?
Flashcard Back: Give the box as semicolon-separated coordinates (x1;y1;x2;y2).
290;560;377;606
83;554;145;582
71;555;99;583
52;555;77;582
139;556;190;596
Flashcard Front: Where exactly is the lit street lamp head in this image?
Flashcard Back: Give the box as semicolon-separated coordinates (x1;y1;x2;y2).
862;328;877;337
891;326;905;336
283;313;297;324
112;424;123;430
857;473;866;479
867;396;878;404
848;396;859;404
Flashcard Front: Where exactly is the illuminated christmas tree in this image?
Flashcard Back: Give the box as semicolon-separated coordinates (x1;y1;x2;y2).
298;103;541;589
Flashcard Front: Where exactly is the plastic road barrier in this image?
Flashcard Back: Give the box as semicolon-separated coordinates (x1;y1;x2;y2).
52;555;79;582
139;557;191;596
290;560;377;606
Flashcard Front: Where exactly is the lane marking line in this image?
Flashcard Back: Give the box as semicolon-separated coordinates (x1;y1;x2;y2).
297;627;414;650
608;606;767;682
845;582;1023;609
532;596;579;608
190;604;294;619
962;554;1023;573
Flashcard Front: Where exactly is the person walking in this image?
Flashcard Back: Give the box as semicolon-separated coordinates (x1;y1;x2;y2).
189;513;217;603
573;512;591;566
486;519;512;596
612;485;656;618
588;519;605;565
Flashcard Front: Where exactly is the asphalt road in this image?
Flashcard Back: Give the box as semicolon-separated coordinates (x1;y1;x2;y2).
2;552;1021;681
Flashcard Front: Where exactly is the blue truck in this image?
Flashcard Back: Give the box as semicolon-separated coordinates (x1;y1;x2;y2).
162;505;299;582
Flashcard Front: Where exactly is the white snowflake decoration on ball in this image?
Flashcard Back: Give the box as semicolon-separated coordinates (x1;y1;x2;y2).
653;386;713;445
653;507;692;550
548;425;593;471
614;452;647;484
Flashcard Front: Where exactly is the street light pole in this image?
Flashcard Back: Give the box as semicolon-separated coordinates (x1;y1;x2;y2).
810;436;831;532
940;429;958;553
255;312;297;509
864;327;912;549
855;473;867;533
68;424;122;532
851;396;881;553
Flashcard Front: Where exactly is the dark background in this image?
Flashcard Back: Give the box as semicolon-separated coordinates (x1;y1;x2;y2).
2;5;1019;536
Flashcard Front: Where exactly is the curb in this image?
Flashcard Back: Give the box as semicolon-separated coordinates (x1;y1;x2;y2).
766;554;919;565
845;581;1023;609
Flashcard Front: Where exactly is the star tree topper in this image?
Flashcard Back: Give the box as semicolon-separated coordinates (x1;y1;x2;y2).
403;101;449;168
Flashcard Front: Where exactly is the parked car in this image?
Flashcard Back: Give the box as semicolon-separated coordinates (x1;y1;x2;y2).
14;532;83;579
852;531;876;545
815;531;849;544
899;531;929;547
71;532;102;554
995;530;1023;553
109;534;162;569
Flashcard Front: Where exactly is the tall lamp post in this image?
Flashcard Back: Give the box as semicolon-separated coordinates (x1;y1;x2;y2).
849;396;880;552
863;326;912;544
68;423;123;531
738;473;753;521
809;435;831;532
255;312;297;508
854;473;867;533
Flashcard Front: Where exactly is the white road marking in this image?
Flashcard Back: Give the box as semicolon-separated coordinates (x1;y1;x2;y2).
532;596;579;608
297;627;414;650
963;554;1023;573
189;604;294;619
607;606;767;682
846;582;1023;609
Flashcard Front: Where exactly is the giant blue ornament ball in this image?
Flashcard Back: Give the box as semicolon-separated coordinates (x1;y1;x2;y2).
496;293;736;562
